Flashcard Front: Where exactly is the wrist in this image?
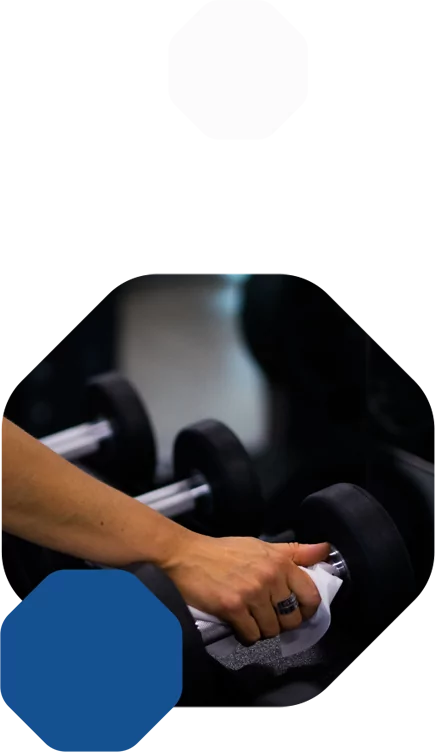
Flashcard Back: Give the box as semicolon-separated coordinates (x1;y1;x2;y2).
136;506;199;571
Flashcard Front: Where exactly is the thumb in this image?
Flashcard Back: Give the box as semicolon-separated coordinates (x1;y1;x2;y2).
278;541;331;567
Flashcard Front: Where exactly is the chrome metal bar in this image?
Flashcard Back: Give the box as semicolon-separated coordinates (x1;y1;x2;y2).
40;419;113;462
138;483;210;517
327;545;351;583
136;479;193;506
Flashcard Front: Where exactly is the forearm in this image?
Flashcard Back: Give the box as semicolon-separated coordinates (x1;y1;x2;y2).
2;418;192;568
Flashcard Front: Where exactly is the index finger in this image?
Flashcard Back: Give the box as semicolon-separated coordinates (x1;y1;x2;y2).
286;561;322;620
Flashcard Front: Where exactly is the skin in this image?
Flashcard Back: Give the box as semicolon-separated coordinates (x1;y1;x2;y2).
2;417;330;644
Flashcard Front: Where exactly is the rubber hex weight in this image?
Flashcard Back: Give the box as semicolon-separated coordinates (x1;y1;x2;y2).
297;483;416;643
85;372;156;492
173;420;265;537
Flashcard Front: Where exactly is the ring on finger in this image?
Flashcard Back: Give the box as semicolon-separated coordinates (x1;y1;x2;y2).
275;592;299;616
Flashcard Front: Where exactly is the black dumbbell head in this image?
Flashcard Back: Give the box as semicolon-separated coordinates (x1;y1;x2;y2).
174;419;264;537
297;483;416;644
127;562;258;706
85;372;156;494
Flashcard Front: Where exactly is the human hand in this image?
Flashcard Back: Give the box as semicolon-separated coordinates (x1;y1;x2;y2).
162;533;330;644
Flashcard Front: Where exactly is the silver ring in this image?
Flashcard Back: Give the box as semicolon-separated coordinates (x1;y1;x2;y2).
276;593;299;615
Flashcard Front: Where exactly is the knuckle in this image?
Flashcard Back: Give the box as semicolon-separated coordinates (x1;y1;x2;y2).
220;594;244;616
288;542;300;559
259;565;277;586
274;549;290;568
246;578;266;599
244;588;262;605
305;587;321;611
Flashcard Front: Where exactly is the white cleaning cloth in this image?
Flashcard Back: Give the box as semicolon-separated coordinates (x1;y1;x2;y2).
189;562;343;659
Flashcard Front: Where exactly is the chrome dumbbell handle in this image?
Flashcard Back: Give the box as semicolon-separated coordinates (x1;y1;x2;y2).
42;420;211;518
136;479;193;505
136;474;211;517
41;419;113;462
328;545;351;582
192;546;350;647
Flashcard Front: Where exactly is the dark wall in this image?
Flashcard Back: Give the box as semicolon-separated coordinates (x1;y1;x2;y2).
240;275;433;462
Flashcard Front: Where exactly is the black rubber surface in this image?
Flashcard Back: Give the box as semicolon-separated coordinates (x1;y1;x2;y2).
127;562;274;706
297;483;417;644
174;419;264;536
85;372;156;494
364;446;434;593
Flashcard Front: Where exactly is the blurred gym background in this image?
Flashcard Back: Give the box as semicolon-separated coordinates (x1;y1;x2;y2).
5;276;266;469
5;273;433;479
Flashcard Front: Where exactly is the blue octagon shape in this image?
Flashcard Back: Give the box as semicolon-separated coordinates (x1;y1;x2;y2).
1;569;182;751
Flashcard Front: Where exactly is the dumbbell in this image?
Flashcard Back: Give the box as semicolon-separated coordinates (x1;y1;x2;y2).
189;484;417;650
40;372;156;492
135;419;265;537
124;483;417;706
